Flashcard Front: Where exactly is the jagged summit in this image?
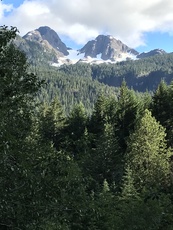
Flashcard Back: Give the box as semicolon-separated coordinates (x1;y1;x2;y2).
36;26;69;55
23;26;69;56
14;26;167;66
137;49;166;59
78;34;139;61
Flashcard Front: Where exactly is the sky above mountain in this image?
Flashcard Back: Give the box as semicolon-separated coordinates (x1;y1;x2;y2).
1;0;173;52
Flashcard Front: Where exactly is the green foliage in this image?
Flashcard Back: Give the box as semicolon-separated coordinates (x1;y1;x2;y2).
116;165;173;230
1;24;173;229
121;166;139;199
38;97;66;150
62;102;88;160
36;65;118;115
126;109;172;192
115;81;141;150
91;54;173;91
86;121;121;188
0;25;43;229
88;93;108;138
152;80;173;146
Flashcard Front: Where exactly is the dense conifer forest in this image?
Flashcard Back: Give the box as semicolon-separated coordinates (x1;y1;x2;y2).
33;51;173;114
1;26;173;229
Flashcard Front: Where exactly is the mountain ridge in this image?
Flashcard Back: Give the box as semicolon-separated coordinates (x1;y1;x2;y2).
78;34;139;60
13;26;167;66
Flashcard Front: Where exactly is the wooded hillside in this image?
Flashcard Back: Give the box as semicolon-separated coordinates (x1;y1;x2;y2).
1;26;173;229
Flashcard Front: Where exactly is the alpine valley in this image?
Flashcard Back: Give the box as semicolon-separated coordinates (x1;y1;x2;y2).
14;26;173;112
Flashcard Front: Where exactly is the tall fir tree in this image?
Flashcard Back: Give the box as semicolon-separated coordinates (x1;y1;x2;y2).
152;80;173;147
38;97;66;150
63;102;88;160
126;109;172;192
115;81;142;152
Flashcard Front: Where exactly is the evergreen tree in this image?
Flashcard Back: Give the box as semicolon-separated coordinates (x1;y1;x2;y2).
91;180;117;230
152;80;173;147
63;102;88;160
88;93;107;145
116;164;173;230
126;109;172;192
115;81;142;152
38;97;66;150
86;121;121;189
0;26;43;229
152;80;169;123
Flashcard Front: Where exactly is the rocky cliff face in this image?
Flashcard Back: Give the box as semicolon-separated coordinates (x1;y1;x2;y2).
23;26;69;57
36;26;69;56
78;35;139;61
13;26;71;65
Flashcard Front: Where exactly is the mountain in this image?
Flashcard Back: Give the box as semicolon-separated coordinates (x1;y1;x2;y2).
23;26;69;56
78;35;139;61
11;26;173;108
137;49;166;59
36;26;69;55
14;26;72;65
14;26;167;66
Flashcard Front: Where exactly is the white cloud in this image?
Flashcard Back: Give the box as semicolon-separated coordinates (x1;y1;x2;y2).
1;0;173;48
0;2;13;20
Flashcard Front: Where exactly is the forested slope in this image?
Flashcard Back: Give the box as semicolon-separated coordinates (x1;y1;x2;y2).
34;65;118;114
1;26;173;229
33;52;173;114
59;54;173;91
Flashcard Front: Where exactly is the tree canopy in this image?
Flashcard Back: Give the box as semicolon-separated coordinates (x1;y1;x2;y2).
1;25;173;229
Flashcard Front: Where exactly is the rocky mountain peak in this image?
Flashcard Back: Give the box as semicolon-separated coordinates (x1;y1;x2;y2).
23;26;69;56
23;30;42;42
36;26;69;55
137;49;166;59
78;34;139;61
16;26;169;66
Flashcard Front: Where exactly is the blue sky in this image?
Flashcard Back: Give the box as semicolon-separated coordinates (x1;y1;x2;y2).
1;0;173;53
137;32;173;53
3;0;22;8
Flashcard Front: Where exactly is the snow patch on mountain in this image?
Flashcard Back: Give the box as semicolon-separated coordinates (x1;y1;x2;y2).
19;26;167;68
67;49;84;63
51;50;137;67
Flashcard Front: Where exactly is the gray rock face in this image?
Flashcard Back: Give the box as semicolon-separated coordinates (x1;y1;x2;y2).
14;27;69;65
23;26;69;56
15;26;168;66
36;26;69;55
137;49;166;59
78;35;139;60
